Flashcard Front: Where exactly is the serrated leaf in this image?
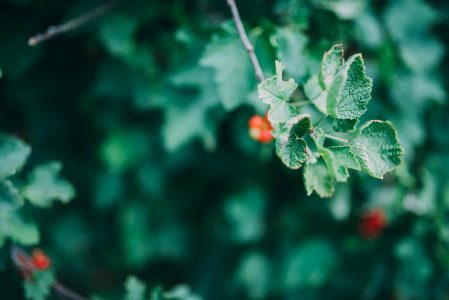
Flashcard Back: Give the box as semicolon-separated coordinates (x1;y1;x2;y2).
22;162;75;208
327;54;373;120
319;44;344;89
200;33;254;110
332;118;359;132
350;120;403;179
125;276;147;300
24;270;54;300
320;146;361;182
276;138;307;169
0;135;31;178
276;115;311;169
258;61;298;124
303;159;335;198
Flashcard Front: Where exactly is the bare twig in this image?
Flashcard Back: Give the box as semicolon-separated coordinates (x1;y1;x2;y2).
28;0;123;46
226;0;265;82
10;246;88;300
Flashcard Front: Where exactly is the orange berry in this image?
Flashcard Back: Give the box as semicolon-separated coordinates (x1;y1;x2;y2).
258;130;273;143
249;115;264;129
31;249;51;270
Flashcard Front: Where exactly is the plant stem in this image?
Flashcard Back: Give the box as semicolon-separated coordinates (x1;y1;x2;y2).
324;134;349;144
226;0;265;82
28;0;122;46
291;100;310;107
313;115;328;128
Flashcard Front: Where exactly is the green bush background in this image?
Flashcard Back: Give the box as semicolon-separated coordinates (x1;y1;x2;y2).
1;0;448;299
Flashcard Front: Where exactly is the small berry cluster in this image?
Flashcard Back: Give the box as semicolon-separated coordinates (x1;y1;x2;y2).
359;208;387;239
248;114;273;143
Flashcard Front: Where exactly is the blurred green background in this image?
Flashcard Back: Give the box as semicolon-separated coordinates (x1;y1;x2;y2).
0;0;448;299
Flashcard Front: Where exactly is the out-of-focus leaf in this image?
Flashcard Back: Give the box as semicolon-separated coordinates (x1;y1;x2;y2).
281;239;336;288
224;188;266;243
200;31;255;110
22;162;75;208
0;135;31;178
235;252;270;299
271;27;309;81
23;270;54;300
125;276;147;300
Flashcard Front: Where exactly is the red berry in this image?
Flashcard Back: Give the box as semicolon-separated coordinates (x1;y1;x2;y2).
359;209;387;239
249;115;264;129
31;249;51;270
248;114;273;143
258;130;273;143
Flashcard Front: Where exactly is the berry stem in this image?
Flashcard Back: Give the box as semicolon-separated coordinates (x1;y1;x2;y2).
291;100;310;107
324;134;349;144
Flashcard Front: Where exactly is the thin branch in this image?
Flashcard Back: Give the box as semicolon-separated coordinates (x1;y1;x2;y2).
226;0;265;82
10;246;88;300
28;0;123;46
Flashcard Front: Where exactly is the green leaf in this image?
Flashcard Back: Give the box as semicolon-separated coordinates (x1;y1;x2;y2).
332;118;359;132
320;146;361;182
271;27;309;80
224;188;266;243
0;135;31;178
22;162;75;208
0;203;39;247
163;66;220;152
276;115;311;169
350;120;403;179
304;75;327;114
0;181;39;247
327;54;373;120
303;159;335;198
258;61;298;124
200;33;254;110
150;287;165;300
23;270;54;300
319;44;344;89
124;276;147;300
282;239;336;288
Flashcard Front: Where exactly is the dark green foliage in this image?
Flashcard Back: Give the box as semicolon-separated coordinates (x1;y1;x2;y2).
0;0;449;299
